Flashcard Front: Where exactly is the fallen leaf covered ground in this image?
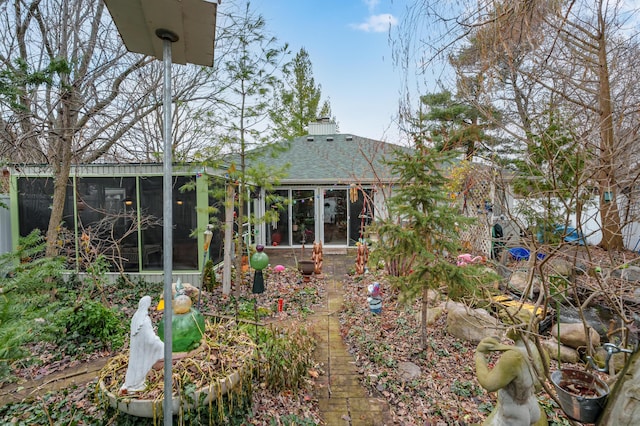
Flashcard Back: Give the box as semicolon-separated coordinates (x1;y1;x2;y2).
1;246;638;425
0;265;326;425
336;245;640;425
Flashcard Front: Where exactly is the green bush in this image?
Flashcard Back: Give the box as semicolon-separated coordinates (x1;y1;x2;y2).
55;300;125;351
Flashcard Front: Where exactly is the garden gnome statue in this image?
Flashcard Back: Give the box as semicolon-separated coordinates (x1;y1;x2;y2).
120;296;164;394
250;244;269;294
367;282;382;314
475;331;548;426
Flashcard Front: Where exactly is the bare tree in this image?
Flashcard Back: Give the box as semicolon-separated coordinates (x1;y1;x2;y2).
393;2;640;417
396;0;640;250
0;0;221;256
197;1;290;295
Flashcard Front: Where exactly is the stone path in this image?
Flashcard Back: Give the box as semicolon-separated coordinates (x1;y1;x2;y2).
308;275;391;425
0;357;108;405
268;250;391;425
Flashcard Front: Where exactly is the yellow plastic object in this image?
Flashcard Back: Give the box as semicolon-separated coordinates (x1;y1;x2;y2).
491;295;545;319
157;299;164;311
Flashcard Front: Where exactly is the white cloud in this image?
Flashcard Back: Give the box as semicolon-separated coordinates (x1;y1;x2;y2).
363;0;380;13
351;13;398;33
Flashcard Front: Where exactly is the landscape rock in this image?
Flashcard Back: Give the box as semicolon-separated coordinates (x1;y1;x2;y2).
397;361;422;381
546;258;574;277
508;270;542;297
574;262;588;275
425;289;440;305
446;302;501;344
598;350;640;425
415;304;445;326
611;265;640;283
541;338;580;363
551;322;601;350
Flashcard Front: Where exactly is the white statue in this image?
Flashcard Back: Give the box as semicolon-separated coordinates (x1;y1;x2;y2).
120;296;164;394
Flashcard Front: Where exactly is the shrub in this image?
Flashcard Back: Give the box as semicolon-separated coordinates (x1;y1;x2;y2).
55;300;125;351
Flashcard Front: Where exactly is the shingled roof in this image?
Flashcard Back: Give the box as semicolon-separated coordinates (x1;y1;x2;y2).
246;133;410;185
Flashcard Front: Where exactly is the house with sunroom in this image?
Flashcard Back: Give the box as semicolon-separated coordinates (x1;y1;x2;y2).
244;119;406;252
0;119;408;283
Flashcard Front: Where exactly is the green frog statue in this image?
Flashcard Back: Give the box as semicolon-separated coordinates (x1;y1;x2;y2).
475;329;549;426
158;280;205;353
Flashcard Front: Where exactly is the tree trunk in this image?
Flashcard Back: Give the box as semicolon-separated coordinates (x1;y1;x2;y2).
596;6;624;250
45;87;76;257
421;287;429;349
222;185;235;295
45;161;71;257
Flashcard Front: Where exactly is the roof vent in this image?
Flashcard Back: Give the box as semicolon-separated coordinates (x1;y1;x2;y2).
345;135;353;141
306;136;314;142
326;137;334;142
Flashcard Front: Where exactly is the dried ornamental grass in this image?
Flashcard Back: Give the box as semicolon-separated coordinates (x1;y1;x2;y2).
98;320;255;422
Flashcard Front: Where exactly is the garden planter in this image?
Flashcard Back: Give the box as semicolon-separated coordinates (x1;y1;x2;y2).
551;368;609;424
98;369;242;418
297;260;315;282
98;322;254;419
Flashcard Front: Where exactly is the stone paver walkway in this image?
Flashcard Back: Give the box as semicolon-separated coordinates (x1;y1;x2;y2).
268;250;391;426
309;277;391;426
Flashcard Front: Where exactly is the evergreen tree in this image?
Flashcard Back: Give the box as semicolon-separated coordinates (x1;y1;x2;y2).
270;48;329;140
511;111;586;245
375;132;496;350
419;90;498;160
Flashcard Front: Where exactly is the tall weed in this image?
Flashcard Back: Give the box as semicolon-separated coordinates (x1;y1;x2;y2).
258;322;315;391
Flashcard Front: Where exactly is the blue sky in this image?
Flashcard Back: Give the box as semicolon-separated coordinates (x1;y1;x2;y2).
254;0;409;145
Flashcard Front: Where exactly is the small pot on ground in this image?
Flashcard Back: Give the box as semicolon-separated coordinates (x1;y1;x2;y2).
297;260;315;282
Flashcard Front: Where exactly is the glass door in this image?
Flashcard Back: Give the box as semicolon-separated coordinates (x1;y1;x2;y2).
323;188;348;245
292;189;315;245
349;188;374;246
266;189;290;247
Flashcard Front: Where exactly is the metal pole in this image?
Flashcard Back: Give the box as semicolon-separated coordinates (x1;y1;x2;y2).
158;28;178;426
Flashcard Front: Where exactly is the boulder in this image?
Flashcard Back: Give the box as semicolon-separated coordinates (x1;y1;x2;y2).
550;322;600;350
415;303;445;326
546;258;574;277
497;303;536;326
446;302;501;344
541;338;580;363
598;350;640;425
611;265;640;283
398;361;422;381
508;270;542;297
425;289;440;305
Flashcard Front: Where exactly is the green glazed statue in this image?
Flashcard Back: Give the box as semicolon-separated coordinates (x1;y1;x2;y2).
475;332;548;426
